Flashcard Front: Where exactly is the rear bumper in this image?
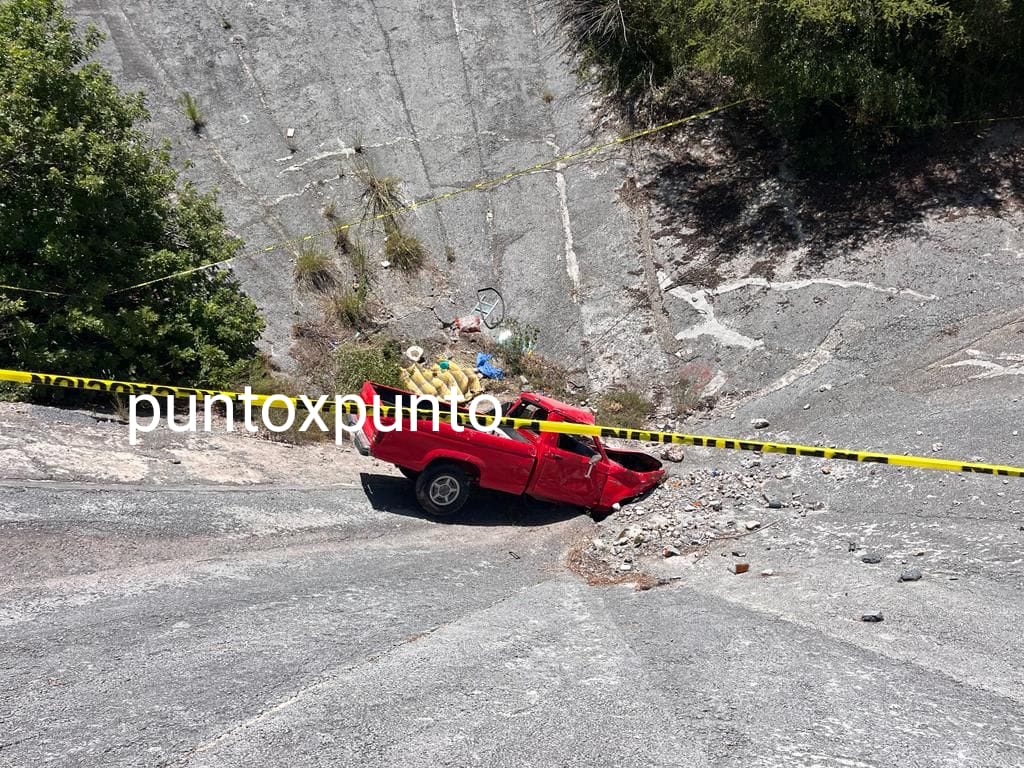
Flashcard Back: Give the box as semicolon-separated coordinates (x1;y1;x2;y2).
346;414;371;456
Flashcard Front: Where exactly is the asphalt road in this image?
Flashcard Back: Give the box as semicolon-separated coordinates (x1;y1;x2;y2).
3;459;1023;768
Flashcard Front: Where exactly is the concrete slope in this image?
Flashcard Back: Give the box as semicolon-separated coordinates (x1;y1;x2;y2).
68;0;664;385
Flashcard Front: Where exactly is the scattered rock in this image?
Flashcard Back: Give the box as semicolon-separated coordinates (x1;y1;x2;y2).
760;569;775;577
663;545;681;558
821;465;832;475
765;498;784;509
647;513;671;529
751;418;770;429
744;520;761;531
729;562;750;575
861;552;883;564
931;442;943;453
661;445;685;463
898;568;922;582
618;563;633;572
860;611;884;623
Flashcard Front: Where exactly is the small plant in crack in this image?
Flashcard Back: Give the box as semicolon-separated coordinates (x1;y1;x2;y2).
348;236;371;286
179;92;205;134
322;199;339;222
541;88;555;104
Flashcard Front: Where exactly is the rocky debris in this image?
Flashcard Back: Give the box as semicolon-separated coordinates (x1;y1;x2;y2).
861;552;883;564
583;461;794;575
661;445;686;463
729;562;750;574
751;418;770;429
760;569;775;577
861;611;884;622
899;568;923;582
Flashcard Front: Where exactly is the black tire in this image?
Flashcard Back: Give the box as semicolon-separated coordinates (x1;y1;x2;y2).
397;466;420;480
415;462;472;518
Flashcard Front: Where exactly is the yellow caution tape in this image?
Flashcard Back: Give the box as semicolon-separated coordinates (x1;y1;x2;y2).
2;367;1022;478
0;97;751;300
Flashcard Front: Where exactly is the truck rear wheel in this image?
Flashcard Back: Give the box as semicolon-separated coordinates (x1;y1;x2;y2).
415;463;472;517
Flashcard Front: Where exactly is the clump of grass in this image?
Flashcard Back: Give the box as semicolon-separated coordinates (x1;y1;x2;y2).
293;246;339;292
179;92;205;133
671;363;714;413
597;388;653;429
355;162;405;234
322;199;338;222
445;245;456;263
384;231;426;271
333;339;404;394
333;225;351;252
500;320;539;377
324;288;370;328
218;355;330;444
348;236;370;285
225;353;291;396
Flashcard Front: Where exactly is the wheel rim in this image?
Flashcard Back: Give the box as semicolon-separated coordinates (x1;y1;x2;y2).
428;475;461;507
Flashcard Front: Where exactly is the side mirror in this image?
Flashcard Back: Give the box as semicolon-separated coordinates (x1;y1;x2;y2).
585;452;600;478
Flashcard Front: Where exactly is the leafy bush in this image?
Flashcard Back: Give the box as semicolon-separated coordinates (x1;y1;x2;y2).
384;231;426;271
558;0;1024;150
293;246;339;292
0;0;263;390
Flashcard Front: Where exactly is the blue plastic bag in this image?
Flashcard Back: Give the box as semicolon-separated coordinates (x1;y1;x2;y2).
475;352;504;380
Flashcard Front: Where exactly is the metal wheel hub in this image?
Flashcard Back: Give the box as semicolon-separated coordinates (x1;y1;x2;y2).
429;475;461;506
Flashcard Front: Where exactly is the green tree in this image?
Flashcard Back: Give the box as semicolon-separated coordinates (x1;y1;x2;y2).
0;0;263;389
559;0;1024;150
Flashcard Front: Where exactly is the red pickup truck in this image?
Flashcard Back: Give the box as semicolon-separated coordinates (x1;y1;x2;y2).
352;381;665;517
